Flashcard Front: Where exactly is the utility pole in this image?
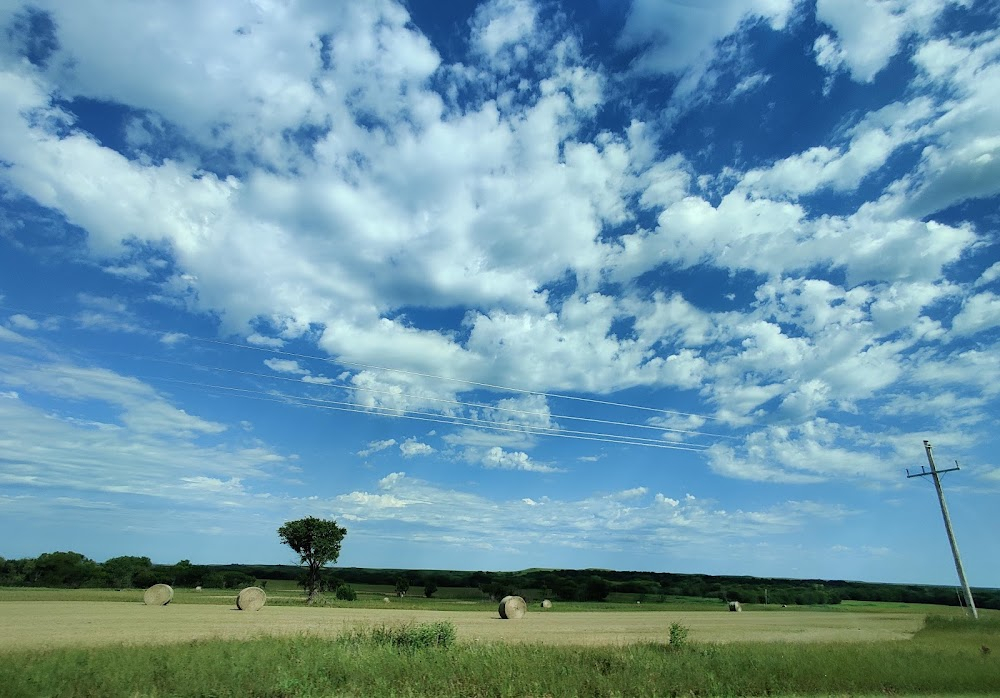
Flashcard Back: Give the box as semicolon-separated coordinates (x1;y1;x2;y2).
906;440;978;619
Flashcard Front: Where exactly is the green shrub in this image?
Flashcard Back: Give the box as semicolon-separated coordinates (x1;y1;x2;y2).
335;584;357;601
668;621;690;648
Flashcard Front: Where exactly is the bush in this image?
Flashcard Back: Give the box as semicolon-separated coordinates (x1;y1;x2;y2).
668;622;690;648
335;584;357;601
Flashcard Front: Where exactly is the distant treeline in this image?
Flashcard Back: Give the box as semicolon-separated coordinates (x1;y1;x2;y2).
2;552;998;610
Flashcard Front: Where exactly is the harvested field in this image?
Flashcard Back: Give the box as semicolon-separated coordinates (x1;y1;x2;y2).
0;601;924;652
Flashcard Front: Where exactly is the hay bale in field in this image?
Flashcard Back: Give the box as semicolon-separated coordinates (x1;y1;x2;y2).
143;584;173;606
541;599;552;609
728;600;742;612
194;586;202;592
236;586;267;611
383;597;390;604
499;595;527;619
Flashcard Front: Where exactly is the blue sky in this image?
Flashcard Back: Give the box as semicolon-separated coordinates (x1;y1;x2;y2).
1;0;998;586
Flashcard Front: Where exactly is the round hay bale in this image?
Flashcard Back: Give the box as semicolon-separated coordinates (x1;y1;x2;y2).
383;597;390;604
728;600;742;612
143;584;173;606
499;595;527;619
194;586;202;592
541;599;552;609
236;586;267;611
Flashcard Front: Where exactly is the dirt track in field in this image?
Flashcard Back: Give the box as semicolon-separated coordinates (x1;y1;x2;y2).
0;602;925;652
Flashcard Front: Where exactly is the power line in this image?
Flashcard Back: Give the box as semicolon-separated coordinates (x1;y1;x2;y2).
193;335;724;422
104;351;736;440
0;301;729;427
149;376;712;452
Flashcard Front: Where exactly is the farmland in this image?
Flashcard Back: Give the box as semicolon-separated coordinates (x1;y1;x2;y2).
1;587;998;696
0;599;927;651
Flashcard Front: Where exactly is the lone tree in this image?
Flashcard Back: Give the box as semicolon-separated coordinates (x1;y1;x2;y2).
395;575;410;597
277;517;347;604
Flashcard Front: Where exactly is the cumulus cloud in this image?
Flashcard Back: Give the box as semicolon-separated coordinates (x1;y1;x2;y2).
0;0;997;513
399;438;435;458
951;292;1000;337
813;0;961;82
481;446;562;472
264;358;308;375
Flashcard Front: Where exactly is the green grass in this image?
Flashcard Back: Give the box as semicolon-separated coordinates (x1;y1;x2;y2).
1;615;996;697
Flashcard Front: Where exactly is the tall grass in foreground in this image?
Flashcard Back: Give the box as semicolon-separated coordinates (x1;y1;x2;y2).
1;617;997;697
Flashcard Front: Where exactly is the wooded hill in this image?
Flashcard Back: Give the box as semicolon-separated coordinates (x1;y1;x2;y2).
2;552;998;610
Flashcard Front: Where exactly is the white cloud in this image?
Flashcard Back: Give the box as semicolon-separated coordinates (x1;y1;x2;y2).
887;30;1000;218
0;0;997;523
357;439;397;457
607;191;976;287
470;0;539;61
264;358;308;375
976;262;1000;288
737;98;934;199
610;486;648;500
706;420;932;484
618;0;795;77
730;71;770;99
8;313;39;330
951;292;1000;337
814;0;961;82
325;471;856;553
247;333;285;348
0;356;293;510
399;438;435;458
481;446;562;473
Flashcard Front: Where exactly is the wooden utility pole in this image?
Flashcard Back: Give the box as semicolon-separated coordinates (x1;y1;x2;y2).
906;440;978;619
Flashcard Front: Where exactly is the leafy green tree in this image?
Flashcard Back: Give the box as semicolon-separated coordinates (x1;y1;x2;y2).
553;576;579;601
423;580;438;598
335;583;357;601
170;559;200;587
395;576;410;597
0;557;27;586
278;517;347;603
31;551;101;588
102;556;152;588
202;571;226;589
583;575;611;602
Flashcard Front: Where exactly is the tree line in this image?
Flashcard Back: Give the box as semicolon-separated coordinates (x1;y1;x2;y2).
3;551;997;610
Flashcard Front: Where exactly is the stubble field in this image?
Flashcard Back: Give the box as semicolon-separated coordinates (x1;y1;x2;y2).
0;600;926;651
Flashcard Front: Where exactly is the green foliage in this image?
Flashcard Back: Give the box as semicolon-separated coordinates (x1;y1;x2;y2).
552;576;579;601
480;578;516;601
335;584;357;601
169;559;200;587
583;575;611;602
423;580;438;598
345;621;457;650
277;517;347;602
102;556;152;589
668;621;690;648
29;551;102;588
394;576;409;597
